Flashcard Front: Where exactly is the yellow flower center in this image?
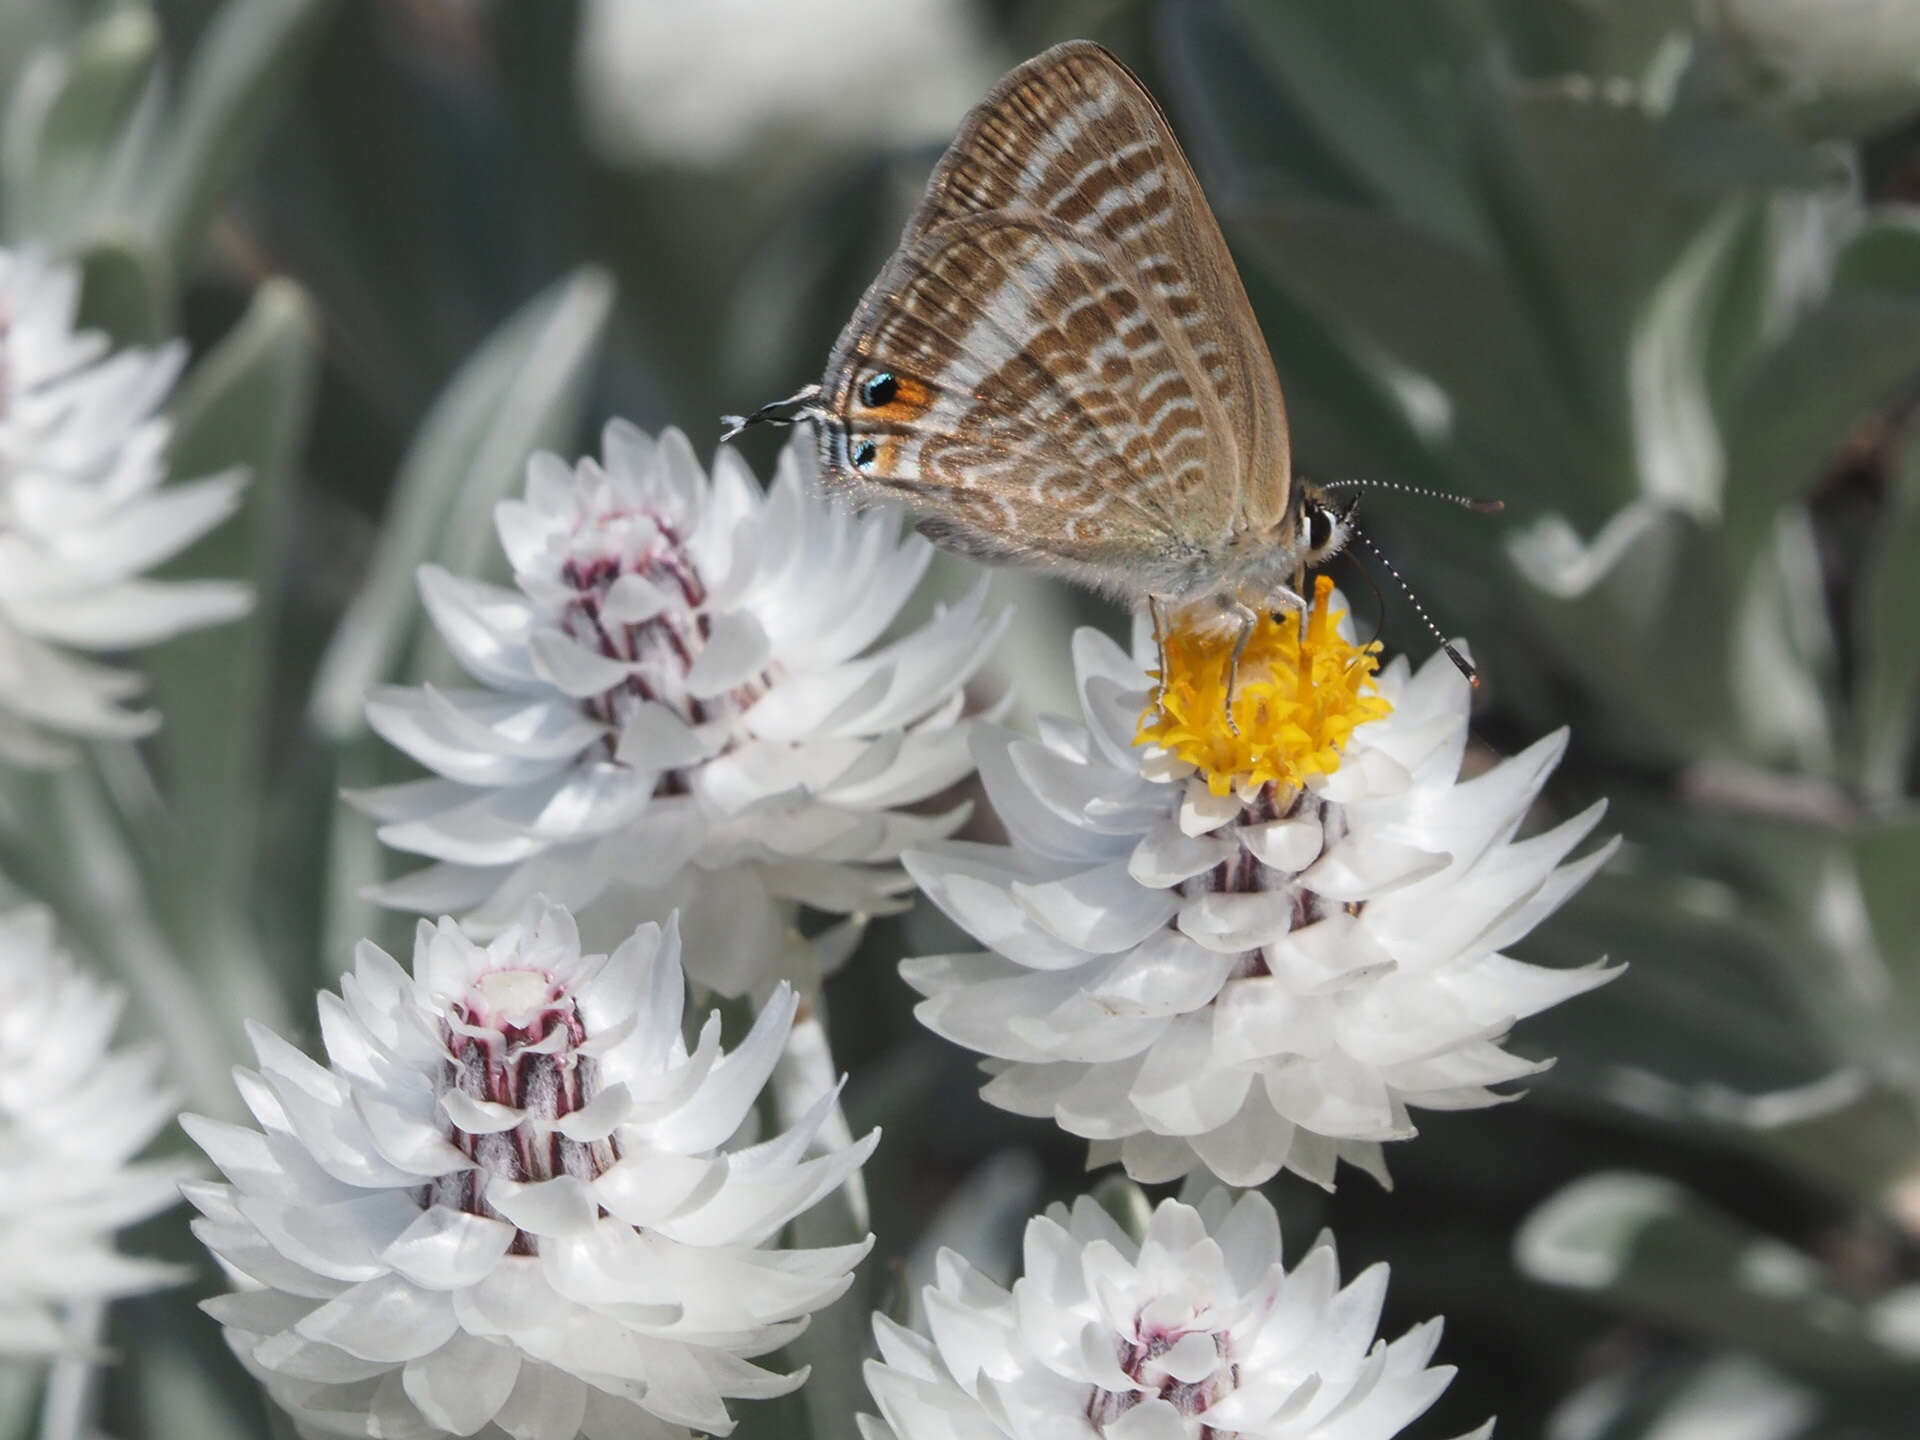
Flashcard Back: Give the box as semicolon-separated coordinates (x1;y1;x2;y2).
1137;576;1392;797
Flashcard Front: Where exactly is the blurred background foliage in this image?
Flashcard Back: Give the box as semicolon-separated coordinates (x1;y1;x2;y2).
7;0;1920;1437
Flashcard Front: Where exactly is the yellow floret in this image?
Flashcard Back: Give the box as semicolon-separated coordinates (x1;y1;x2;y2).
1138;576;1392;797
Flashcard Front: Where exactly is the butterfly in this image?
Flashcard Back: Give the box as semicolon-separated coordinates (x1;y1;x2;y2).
725;39;1485;677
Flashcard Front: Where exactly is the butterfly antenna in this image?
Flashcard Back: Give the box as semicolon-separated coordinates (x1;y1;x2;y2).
1348;524;1481;688
720;383;824;443
1337;547;1389;654
1320;477;1505;514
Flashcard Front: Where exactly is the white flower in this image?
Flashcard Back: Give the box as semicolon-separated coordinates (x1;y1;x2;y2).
185;897;877;1440
0;906;189;1355
1708;0;1920;94
575;0;1002;168
862;1188;1487;1440
0;248;251;767
355;421;1006;996
903;582;1620;1189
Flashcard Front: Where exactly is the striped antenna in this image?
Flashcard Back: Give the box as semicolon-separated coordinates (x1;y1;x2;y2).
1320;477;1505;514
1347;525;1480;688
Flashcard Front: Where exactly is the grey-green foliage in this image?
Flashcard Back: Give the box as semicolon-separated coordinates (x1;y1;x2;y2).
1;0;334;338
1157;0;1920;1430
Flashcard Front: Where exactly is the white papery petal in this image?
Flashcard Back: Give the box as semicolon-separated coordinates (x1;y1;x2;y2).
685;609;774;697
297;1273;460;1362
404;1330;522;1433
380;1207;517;1290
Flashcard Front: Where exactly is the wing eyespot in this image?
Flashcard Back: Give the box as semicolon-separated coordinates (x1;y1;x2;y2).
860;372;898;408
851;439;878;470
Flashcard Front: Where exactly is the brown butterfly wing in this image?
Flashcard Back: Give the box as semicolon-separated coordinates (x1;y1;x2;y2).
830;214;1230;584
818;40;1292;569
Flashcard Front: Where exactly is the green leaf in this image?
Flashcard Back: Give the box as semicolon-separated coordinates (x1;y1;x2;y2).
309;265;616;740
1737;1078;1920;1215
131;0;336;266
1540;1353;1819;1440
1508;508;1740;762
1154;0;1364;208
0;1360;36;1440
1517;1171;1919;1380
1831;207;1920;295
1090;1172;1154;1244
0;0;59;116
1852;816;1920;1026
111;1292;266;1440
1228;197;1587;506
779;1179;868;1440
0;5;158;247
1525;867;1836;1097
73;232;171;346
428;279;618;601
1729;505;1838;773
315;738;402;981
1474;88;1722;471
141;279;318;1026
1856;437;1920;798
1721;286;1920;579
1233;0;1482;246
45;764;244;1117
1702;192;1824;407
1485;0;1695;84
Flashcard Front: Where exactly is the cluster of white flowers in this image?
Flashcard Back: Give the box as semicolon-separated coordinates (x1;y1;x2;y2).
0;259;1616;1435
0;248;250;767
355;423;1006;997
0;906;189;1355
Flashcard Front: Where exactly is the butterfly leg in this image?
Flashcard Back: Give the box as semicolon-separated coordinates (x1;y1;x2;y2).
1223;599;1259;735
1147;596;1169;703
1265;582;1308;623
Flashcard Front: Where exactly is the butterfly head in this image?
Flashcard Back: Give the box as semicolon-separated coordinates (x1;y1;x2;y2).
1297;485;1356;568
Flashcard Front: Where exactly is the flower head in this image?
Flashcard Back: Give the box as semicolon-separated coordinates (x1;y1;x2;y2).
904;592;1619;1189
357;421;1006;996
862;1189;1485;1440
0;906;188;1355
576;0;1000;168
185;897;877;1439
0;249;250;767
1142;579;1393;796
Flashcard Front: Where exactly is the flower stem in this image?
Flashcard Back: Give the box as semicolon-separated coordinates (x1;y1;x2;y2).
37;1303;103;1440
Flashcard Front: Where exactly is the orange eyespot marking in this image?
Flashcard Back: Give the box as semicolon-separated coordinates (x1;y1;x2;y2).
849;435;900;475
857;370;933;420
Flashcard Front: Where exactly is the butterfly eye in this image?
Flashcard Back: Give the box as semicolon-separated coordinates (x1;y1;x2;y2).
851;439;878;470
860;372;898;408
